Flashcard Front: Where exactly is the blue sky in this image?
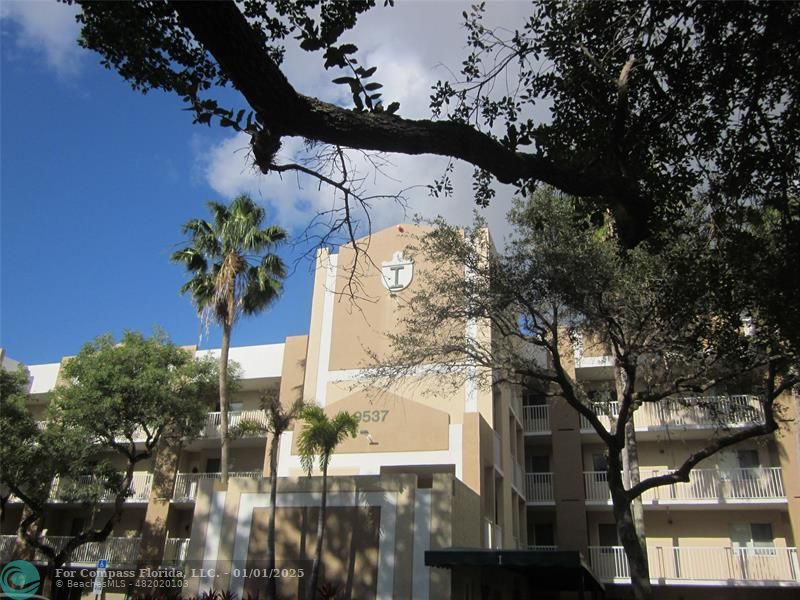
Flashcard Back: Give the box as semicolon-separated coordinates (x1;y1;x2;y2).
0;1;527;365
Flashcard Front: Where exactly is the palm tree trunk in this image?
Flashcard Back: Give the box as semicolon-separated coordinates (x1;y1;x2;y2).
219;321;232;486
308;463;328;600
267;434;279;600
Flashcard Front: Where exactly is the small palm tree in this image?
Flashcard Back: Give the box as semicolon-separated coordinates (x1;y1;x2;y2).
172;194;287;485
297;406;358;600
252;393;305;600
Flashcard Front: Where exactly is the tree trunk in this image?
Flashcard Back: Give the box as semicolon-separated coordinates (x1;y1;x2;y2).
219;321;232;486
267;434;279;600
609;477;652;600
613;365;650;598
42;560;59;600
624;415;647;562
307;464;328;600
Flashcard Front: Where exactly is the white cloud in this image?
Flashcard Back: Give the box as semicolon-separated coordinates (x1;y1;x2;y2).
196;1;538;246
1;0;84;76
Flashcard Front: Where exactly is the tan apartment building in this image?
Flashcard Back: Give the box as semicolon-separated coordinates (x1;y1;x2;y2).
2;224;799;599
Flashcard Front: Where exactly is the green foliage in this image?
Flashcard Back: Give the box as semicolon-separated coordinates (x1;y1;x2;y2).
434;1;799;222
171;194;287;328
75;0;393;118
50;330;220;454
72;1;797;249
296;406;358;475
1;367;61;506
1;330;222;565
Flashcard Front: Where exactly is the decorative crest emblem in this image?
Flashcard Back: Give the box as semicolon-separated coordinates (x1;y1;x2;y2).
381;251;414;291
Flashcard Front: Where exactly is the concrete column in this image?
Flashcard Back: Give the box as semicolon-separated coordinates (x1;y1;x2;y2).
137;440;181;567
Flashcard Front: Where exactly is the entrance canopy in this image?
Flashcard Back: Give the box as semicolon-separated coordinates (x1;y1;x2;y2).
425;548;605;595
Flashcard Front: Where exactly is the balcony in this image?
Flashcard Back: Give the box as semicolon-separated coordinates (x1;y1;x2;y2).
38;410;270;443
172;471;263;502
47;472;153;503
580;395;762;433
525;472;554;504
483;518;502;549
202;410;268;438
163;537;190;564
523;405;550;434
528;545;557;551
588;545;800;584
583;467;786;506
0;535;141;566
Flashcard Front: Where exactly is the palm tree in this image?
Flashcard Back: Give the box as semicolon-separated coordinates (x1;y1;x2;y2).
262;393;304;600
172;194;287;485
297;406;358;599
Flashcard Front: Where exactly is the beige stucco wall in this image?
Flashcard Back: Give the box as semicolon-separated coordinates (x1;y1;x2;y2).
587;509;793;547
182;472;474;600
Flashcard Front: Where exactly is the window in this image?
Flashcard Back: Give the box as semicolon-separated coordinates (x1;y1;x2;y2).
592;453;609;483
534;523;555;546
205;458;221;473
592;453;609;472
737;449;760;468
527;455;550;473
730;522;776;555
587;388;617;404
598;523;619;548
751;523;775;555
230;402;244;413
522;389;546;406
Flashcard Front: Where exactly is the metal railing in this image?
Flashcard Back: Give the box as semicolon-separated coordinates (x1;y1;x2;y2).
0;535;141;565
172;471;263;501
584;467;785;504
525;472;554;504
163;537;190;564
48;472;153;503
580;395;763;432
528;545;558;551
202;410;268;437
522;405;550;433
588;545;800;583
483;518;502;550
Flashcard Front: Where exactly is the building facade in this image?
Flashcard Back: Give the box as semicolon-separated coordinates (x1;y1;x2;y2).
2;224;799;599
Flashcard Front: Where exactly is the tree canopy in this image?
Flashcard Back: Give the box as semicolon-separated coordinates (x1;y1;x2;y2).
0;331;219;576
70;0;799;248
373;187;798;599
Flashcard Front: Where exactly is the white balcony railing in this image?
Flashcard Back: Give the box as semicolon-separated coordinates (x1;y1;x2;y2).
202;410;268;437
163;537;190;564
580;395;763;432
0;535;141;565
483;518;502;550
38;410;269;443
584;467;785;504
588;545;800;584
172;471;263;501
48;472;153;503
526;472;554;504
523;405;550;433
